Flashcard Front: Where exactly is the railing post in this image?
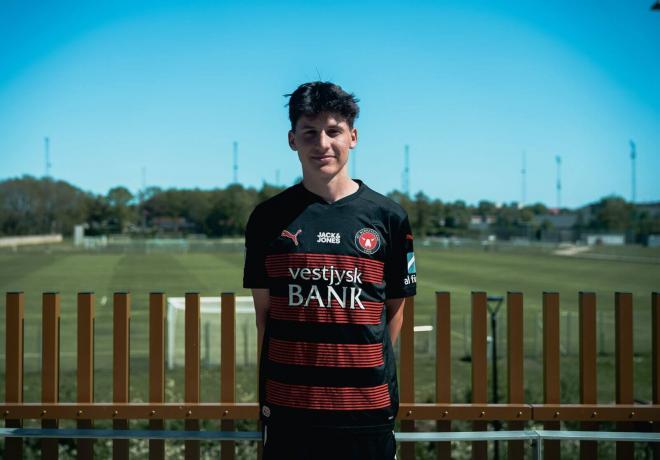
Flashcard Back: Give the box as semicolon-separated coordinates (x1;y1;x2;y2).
579;292;597;459
221;292;236;460
77;292;95;460
652;292;660;459
400;296;415;460
185;293;201;460
507;292;524;460
615;292;634;459
5;292;24;459
436;292;451;459
42;292;60;458
113;292;130;460
149;292;166;460
471;292;488;460
543;292;560;460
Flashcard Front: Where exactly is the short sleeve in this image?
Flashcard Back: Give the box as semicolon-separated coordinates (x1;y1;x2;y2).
384;214;417;299
243;208;269;289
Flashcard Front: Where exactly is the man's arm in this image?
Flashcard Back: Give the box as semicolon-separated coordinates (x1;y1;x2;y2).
251;288;270;352
385;297;406;346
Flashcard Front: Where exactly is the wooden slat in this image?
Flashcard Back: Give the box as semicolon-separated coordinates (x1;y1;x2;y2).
579;292;597;459
435;292;451;459
507;292;524;460
400;296;415;460
471;292;487;460
543;292;560;460
654;293;660;404
149;293;166;460
615;292;634;459
113;292;130;460
41;292;60;458
221;293;236;460
185;293;200;460
5;292;24;459
77;292;95;460
653;292;660;459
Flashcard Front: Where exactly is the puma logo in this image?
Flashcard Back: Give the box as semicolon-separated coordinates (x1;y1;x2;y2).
281;229;302;246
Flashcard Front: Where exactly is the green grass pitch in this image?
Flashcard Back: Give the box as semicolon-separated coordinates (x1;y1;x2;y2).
0;243;658;409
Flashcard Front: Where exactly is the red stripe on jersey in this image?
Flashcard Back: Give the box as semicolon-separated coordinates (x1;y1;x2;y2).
265;380;391;411
268;339;384;368
268;296;383;325
265;253;384;283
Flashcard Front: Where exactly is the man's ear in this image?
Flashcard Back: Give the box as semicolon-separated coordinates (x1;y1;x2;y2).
288;130;297;151
350;127;358;149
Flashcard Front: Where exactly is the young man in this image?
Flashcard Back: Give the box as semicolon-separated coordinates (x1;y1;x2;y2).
243;81;417;459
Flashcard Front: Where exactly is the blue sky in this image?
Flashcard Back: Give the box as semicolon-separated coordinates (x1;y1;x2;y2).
1;0;658;208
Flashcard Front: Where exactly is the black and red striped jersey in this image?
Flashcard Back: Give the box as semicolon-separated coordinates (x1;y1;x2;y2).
243;180;416;433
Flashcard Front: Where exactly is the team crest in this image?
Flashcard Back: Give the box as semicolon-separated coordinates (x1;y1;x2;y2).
354;228;381;255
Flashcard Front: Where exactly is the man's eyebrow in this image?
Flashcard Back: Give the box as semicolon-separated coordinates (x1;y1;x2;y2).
298;121;344;130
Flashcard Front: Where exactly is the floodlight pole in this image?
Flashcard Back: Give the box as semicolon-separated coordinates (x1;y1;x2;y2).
555;155;562;209
521;151;527;206
44;137;51;177
630;140;636;203
233;142;238;184
402;144;410;196
487;295;504;460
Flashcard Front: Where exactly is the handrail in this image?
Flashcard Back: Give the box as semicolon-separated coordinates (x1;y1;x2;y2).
1;428;659;443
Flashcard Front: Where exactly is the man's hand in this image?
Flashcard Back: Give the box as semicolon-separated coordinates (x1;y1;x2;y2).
385;297;406;346
251;288;270;353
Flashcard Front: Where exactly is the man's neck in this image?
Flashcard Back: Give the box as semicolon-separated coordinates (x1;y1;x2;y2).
302;173;359;204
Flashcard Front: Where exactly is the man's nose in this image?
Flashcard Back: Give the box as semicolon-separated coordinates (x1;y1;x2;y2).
317;131;331;149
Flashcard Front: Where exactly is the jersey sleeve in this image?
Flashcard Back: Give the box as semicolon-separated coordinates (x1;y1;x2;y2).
384;214;417;299
243;208;269;289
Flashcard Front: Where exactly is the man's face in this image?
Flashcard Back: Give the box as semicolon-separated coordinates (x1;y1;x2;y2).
288;112;357;181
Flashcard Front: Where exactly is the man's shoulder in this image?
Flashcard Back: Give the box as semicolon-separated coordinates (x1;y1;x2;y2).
358;185;409;222
250;184;304;219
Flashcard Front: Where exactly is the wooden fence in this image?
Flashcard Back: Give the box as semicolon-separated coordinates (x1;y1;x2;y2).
2;291;660;459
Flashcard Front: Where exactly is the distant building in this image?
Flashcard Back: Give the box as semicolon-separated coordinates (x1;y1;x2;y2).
648;235;660;248
468;215;496;232
532;213;578;242
585;234;625;246
151;217;194;233
636;202;660;217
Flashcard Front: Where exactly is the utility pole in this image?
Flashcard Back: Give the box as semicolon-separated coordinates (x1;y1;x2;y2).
233;141;238;184
44;137;52;177
555;155;562;210
402;144;410;196
630;140;636;203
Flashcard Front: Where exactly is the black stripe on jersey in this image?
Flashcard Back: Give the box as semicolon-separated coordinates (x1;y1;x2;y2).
265;362;386;388
267;319;386;345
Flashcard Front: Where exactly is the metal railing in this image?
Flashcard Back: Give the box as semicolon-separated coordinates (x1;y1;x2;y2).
2;427;660;460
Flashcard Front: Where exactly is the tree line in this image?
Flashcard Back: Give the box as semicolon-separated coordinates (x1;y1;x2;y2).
0;175;658;241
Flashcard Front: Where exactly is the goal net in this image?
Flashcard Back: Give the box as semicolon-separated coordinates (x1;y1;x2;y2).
166;296;256;369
